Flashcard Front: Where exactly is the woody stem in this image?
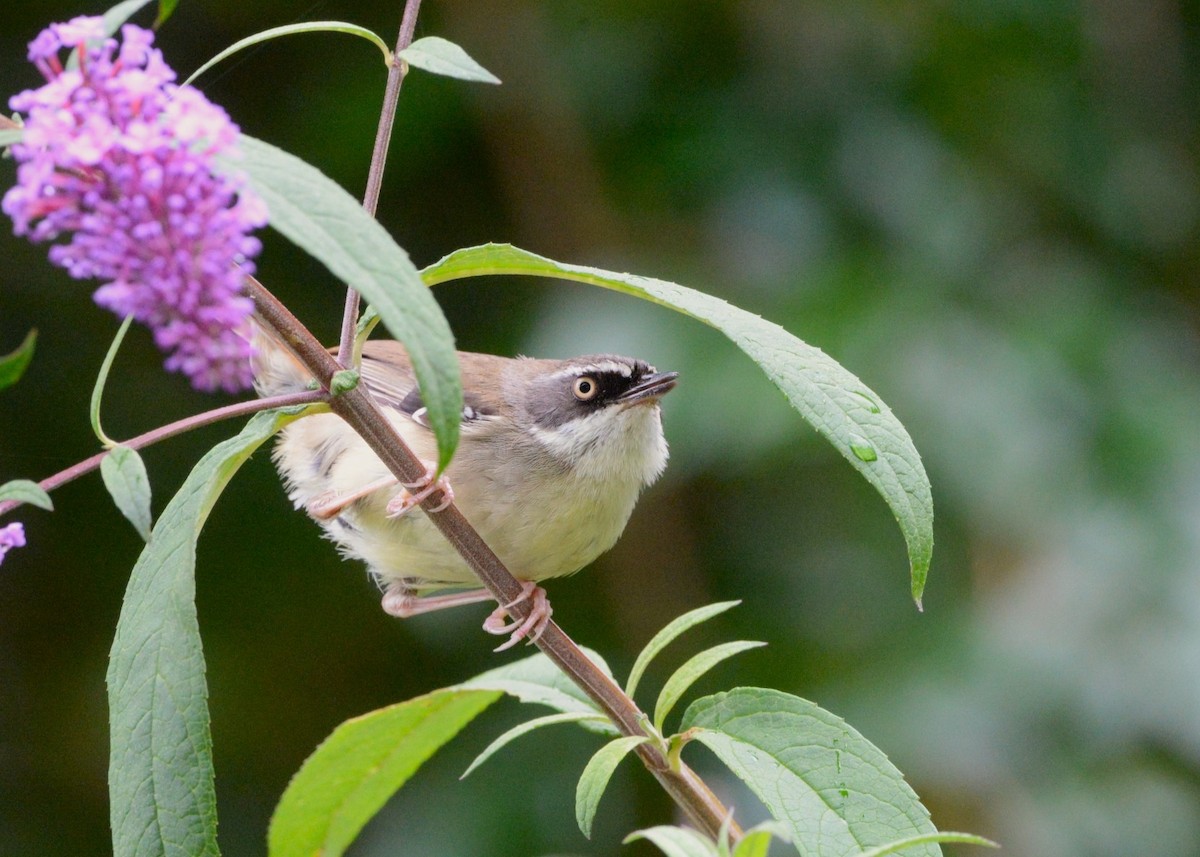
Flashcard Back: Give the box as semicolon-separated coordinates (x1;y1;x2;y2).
246;273;739;841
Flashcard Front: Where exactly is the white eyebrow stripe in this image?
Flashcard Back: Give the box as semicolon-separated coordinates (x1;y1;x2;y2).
551;360;634;380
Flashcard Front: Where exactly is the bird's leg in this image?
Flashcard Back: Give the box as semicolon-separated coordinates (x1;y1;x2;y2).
381;581;495;617
482;579;553;652
306;465;452;522
385;464;454;518
382;579;554;652
306;474;398;520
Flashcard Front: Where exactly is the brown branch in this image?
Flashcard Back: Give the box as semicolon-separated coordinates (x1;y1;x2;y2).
275;0;738;839
246;275;738;840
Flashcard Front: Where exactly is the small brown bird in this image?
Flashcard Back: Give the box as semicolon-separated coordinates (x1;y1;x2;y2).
255;335;677;648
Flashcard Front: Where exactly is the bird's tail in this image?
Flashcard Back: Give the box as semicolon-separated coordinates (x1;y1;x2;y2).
246;315;316;397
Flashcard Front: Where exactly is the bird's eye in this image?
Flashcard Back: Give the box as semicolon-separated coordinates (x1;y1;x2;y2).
573;376;599;401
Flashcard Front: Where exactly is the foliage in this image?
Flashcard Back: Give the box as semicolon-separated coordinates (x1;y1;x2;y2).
1;37;954;846
0;328;36;390
12;0;1191;855
266;606;967;857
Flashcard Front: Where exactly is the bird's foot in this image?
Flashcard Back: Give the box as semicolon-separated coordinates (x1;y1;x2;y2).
306;474;398;520
483;580;553;652
385;465;454;518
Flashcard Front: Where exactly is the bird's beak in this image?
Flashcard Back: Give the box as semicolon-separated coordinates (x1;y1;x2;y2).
618;371;679;405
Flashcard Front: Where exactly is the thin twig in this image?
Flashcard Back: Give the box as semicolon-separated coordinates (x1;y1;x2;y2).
247;276;739;840
336;0;424;366
279;0;739;838
0;389;325;519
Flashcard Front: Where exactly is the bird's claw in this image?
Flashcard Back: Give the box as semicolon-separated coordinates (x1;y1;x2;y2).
483;580;553;652
385;465;454;518
306;489;344;521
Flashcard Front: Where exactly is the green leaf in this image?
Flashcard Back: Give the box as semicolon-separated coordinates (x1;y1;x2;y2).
461;711;608;779
734;834;767;857
91;315;134;447
575;735;649;839
681;688;941;857
398;36;501;84
0;479;53;511
101;445;152;541
0;329;36;390
654;641;765;732
183;22;391;87
624;825;720;857
153;0;179;27
716;812;735;857
421;244;934;604
853;832;999;857
233;135;462;472
733;821;792;857
102;0;155;35
268;688;501;857
626;600;741;699
457;647;617;733
107;408;300;857
329;368;360;396
0;127;23;149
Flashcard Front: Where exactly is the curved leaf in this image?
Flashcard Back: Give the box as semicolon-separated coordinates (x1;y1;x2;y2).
681;688;941;857
624;825;719;857
654;641;765;732
854;832;999;857
457;647;617;733
733;821;792;857
101;445;152;541
107;408;301;857
0;479;53;512
626;600;741;699
102;0;155;35
270;649;620;857
232;135;462;472
183;22;391;87
152;0;179;28
460;711;607;779
576;735;649;838
420;243;933;604
0;329;36;391
268;688;501;857
91;315;134;447
398;36;501;84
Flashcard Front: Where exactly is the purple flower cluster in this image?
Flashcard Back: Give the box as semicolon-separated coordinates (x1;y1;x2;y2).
0;522;25;566
3;17;267;392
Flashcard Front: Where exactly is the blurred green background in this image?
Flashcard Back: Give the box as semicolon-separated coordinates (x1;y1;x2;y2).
3;1;1200;855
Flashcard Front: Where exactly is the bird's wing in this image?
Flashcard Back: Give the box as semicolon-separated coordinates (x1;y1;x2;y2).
359;341;500;431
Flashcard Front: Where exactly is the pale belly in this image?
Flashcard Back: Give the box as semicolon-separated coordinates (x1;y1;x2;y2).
273;412;644;591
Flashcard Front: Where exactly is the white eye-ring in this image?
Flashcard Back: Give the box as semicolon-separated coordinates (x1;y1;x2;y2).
573;375;599;401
